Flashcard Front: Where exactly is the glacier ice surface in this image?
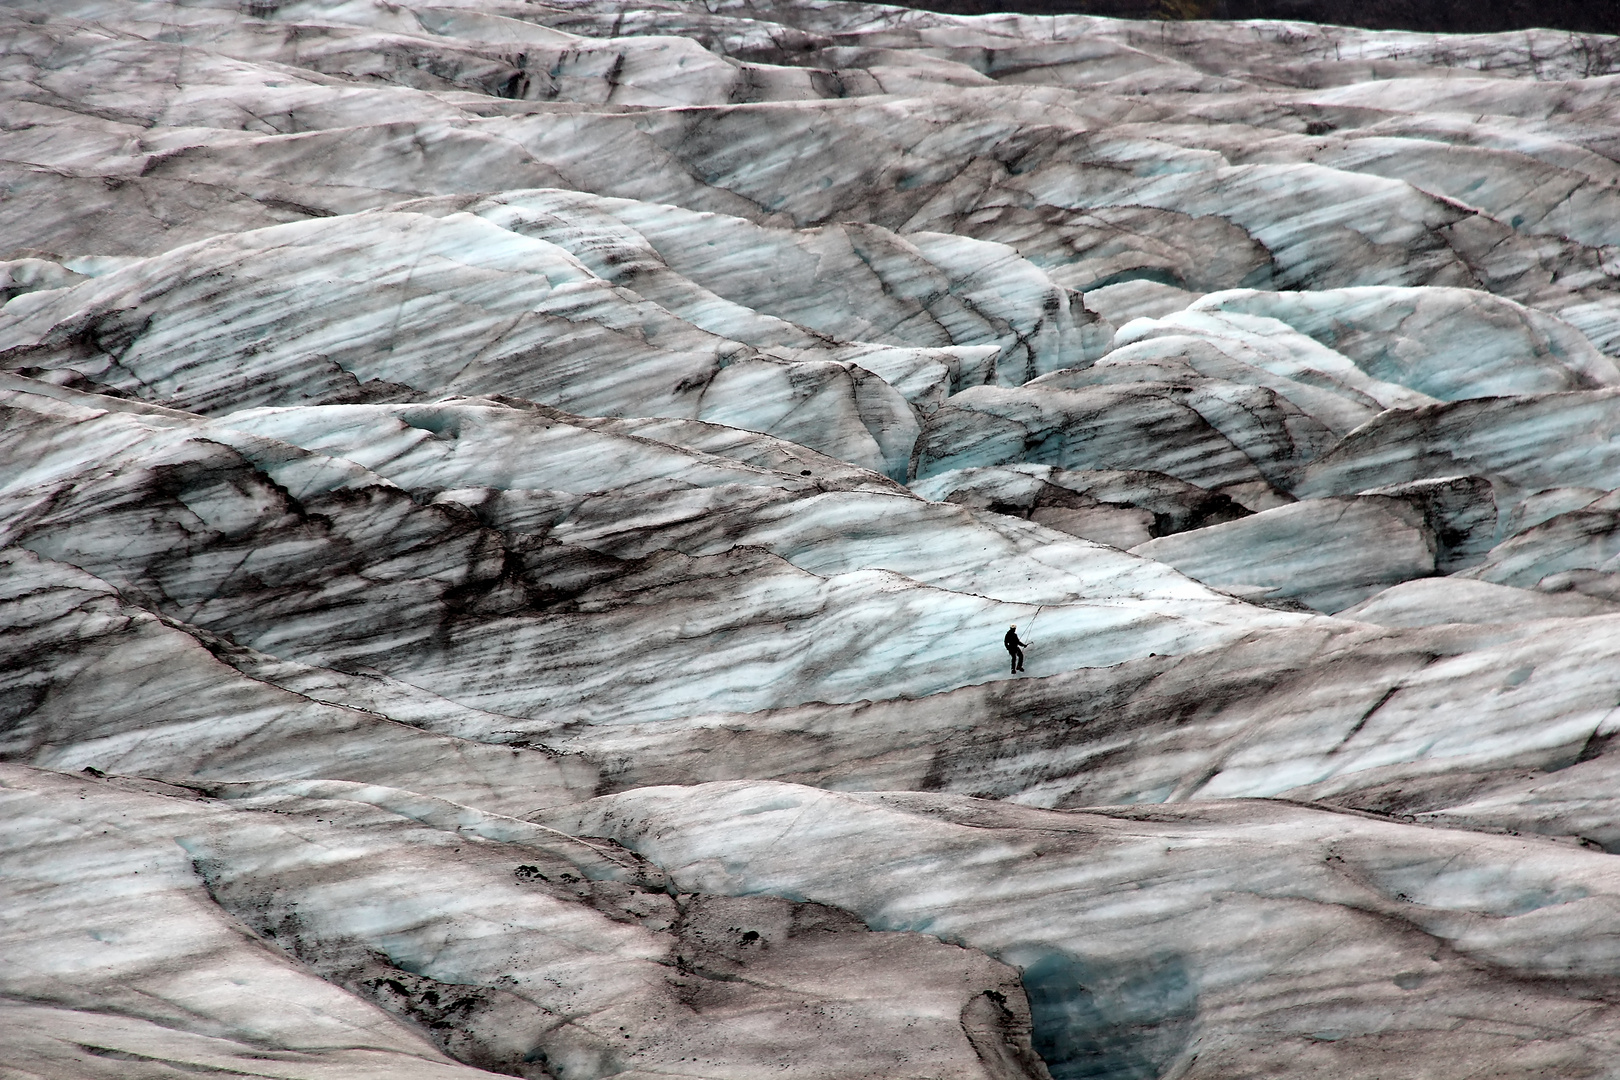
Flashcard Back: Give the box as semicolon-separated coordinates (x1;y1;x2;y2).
5;1;1620;1078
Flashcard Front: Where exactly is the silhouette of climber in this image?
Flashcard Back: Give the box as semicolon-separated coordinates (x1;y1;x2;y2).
1005;624;1028;674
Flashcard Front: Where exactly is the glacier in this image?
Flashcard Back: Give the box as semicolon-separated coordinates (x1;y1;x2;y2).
4;1;1620;1078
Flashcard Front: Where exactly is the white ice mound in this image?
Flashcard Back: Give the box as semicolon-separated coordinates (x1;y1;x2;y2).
1338;576;1620;626
1192;286;1620;399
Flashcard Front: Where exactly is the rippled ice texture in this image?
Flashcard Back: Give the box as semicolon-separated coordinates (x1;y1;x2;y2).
4;1;1620;1078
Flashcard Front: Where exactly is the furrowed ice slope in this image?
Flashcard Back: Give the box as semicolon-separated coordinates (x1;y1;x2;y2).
4;1;1620;1078
548;782;1620;1080
1;380;1318;734
3;764;1049;1080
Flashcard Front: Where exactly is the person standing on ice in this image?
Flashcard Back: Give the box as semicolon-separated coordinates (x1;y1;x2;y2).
1004;624;1028;674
